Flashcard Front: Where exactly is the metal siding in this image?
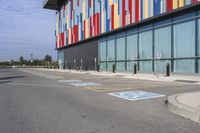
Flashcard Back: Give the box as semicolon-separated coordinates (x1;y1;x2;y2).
56;0;200;48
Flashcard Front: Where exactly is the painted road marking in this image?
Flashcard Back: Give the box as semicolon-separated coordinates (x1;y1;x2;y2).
70;82;101;87
85;87;134;93
109;91;165;101
58;80;82;83
46;76;64;79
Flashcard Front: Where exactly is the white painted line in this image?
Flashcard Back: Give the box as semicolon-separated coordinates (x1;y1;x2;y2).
58;80;82;83
70;82;101;87
46;76;64;79
109;91;165;101
6;82;42;86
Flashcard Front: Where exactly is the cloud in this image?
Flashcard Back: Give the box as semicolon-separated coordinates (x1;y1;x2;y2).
0;0;56;61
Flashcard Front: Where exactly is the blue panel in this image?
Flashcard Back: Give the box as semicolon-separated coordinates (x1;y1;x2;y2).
154;0;161;16
140;0;143;20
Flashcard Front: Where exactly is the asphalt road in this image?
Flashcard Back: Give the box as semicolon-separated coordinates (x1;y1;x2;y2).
0;68;200;133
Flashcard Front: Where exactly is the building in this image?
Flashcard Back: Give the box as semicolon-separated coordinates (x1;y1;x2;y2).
43;0;200;74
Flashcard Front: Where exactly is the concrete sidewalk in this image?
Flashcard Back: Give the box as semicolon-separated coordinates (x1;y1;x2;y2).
167;91;200;123
33;68;200;84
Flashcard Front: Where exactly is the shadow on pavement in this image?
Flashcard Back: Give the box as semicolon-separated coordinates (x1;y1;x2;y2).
0;76;26;80
0;80;12;84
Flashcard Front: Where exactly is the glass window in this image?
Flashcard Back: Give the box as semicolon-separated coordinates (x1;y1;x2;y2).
107;62;115;71
174;21;195;58
139;30;153;59
99;41;107;61
174;59;195;73
127;61;136;72
107;39;115;61
139;61;152;72
154;26;171;58
58;50;64;69
116;62;126;72
116;37;125;60
127;34;138;60
100;63;107;71
154;60;171;73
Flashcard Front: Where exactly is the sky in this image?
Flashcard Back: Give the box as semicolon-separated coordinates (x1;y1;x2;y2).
0;0;56;61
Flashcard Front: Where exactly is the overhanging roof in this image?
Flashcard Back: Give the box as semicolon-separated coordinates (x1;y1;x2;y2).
43;0;65;10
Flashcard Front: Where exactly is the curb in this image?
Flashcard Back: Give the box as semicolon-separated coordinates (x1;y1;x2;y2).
167;92;200;123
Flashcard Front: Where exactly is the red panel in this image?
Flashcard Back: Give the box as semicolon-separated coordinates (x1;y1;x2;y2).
135;0;139;22
94;14;96;36
60;32;64;47
129;0;132;24
58;34;61;48
122;0;126;26
97;13;100;35
71;28;73;44
167;0;172;12
111;4;114;30
84;20;86;39
90;16;93;37
192;0;198;3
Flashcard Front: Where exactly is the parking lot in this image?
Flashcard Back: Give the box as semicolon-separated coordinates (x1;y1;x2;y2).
0;68;200;133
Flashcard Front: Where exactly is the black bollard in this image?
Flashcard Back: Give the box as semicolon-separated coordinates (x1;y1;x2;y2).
112;64;116;73
97;65;100;72
85;65;88;71
69;65;71;70
134;64;137;74
166;63;170;77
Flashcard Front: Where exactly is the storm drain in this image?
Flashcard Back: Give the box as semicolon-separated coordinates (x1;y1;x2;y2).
174;80;198;84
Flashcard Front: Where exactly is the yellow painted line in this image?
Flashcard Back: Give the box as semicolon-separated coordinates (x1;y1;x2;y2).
85;83;182;93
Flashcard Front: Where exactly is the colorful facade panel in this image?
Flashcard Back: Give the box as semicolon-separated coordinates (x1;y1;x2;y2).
55;0;200;48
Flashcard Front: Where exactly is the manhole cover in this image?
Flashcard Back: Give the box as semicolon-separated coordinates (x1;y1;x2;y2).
174;80;198;83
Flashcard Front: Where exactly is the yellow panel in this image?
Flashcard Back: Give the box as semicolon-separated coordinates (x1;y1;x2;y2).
144;0;149;19
114;3;119;29
179;0;184;7
85;19;88;38
173;0;178;9
82;0;85;20
109;0;113;5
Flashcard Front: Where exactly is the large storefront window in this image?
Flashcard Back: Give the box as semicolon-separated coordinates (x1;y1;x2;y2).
154;26;172;72
57;50;64;69
173;21;195;58
98;10;199;74
99;41;107;62
154;26;171;58
174;59;195;73
139;61;152;72
107;39;115;61
139;30;153;72
116;37;125;60
139;30;153;59
127;34;138;60
127;34;138;72
173;20;195;73
116;37;126;71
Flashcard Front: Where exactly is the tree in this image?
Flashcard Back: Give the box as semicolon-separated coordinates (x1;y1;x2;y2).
44;55;52;62
19;56;25;65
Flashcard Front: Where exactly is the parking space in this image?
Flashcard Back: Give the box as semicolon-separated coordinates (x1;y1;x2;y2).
1;68;200;133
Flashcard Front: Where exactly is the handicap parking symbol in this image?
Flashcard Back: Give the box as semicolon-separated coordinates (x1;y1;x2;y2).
109;91;165;101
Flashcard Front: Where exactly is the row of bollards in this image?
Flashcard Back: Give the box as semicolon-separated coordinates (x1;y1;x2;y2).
59;63;171;77
111;63;170;77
